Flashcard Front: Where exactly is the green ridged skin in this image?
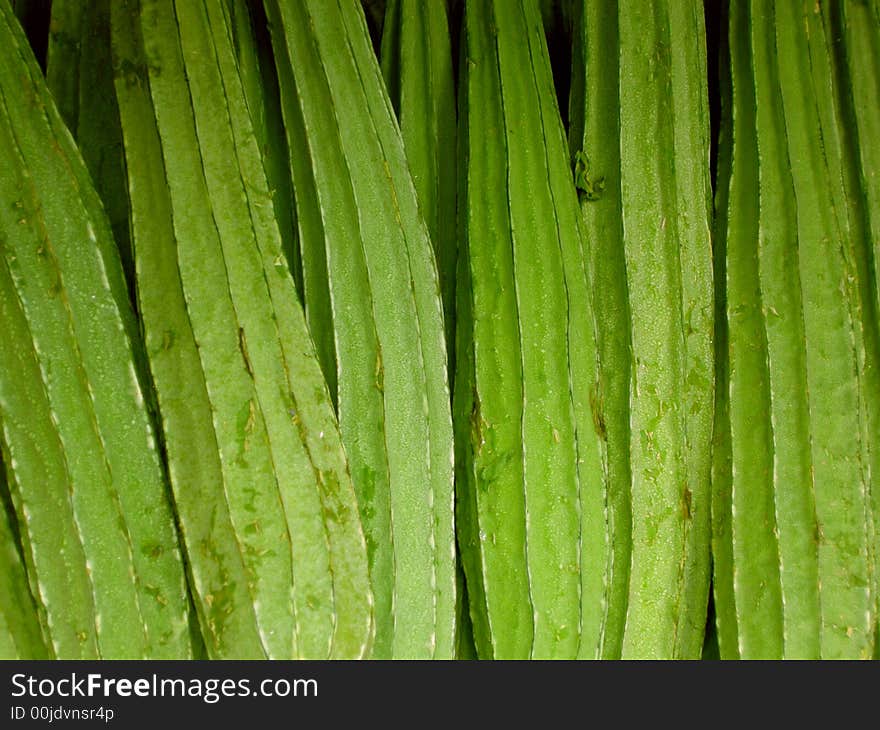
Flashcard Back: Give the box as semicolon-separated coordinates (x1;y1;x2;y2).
140;0;295;659
0;210;98;659
499;0;577;659
456;0;604;659
45;0;84;126
775;0;871;659
814;0;879;657
46;0;134;293
717;0;786;659
714;0;875;659
264;0;390;655
380;0;457;362
709;0;738;659
223;0;301;297
264;0;338;408
567;0;631;659
266;0;455;659
114;0;372;659
665;0;714;660
111;0;265;658
616;1;714;659
522;0;604;661
820;0;880;655
452;19;491;659
752;0;820;660
0;2;191;659
202;0;373;658
0;460;47;659
834;0;880;643
456;0;532;659
837;1;880;330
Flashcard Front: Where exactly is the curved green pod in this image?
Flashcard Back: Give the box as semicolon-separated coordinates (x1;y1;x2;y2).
113;0;373;659
0;2;191;659
0;214;99;660
774;0;871;659
713;0;875;659
614;0;714;659
44;0;84;127
455;0;530;659
716;0;786;660
521;0;605;661
203;0;373;658
0;460;47;659
265;0;455;659
837;1;880;332
665;0;714;660
223;0;301;298
567;0;630;659
834;0;880;643
709;0;738;661
457;0;604;659
46;0;133;295
452;22;491;659
816;0;880;656
569;0;713;660
752;0;819;660
380;0;457;363
111;0;265;658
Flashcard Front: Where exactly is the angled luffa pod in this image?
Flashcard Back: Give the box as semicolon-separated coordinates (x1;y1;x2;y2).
567;0;630;659
0;458;46;659
111;0;372;659
223;0;301;297
456;0;604;660
265;0;456;659
833;0;880;649
836;0;880;332
568;0;714;659
45;0;133;293
380;0;457;361
0;2;191;659
378;0;469;659
712;0;877;659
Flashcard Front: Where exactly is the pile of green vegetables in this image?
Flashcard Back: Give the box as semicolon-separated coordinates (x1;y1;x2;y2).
0;0;877;660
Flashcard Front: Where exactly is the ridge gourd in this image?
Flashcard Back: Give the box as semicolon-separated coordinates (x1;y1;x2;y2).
111;0;372;659
0;1;191;659
456;0;605;659
568;0;714;659
265;0;456;659
712;0;876;659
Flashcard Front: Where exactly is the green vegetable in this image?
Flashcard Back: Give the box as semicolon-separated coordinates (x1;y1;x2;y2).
113;0;373;659
567;0;631;658
223;0;301;297
568;0;714;659
716;0;787;659
615;0;713;660
46;0;134;296
0;1;191;659
266;0;456;659
713;0;875;659
833;0;880;644
456;0;604;659
0;458;47;659
837;1;880;331
769;0;871;659
112;0;264;658
380;0;457;363
380;0;466;656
